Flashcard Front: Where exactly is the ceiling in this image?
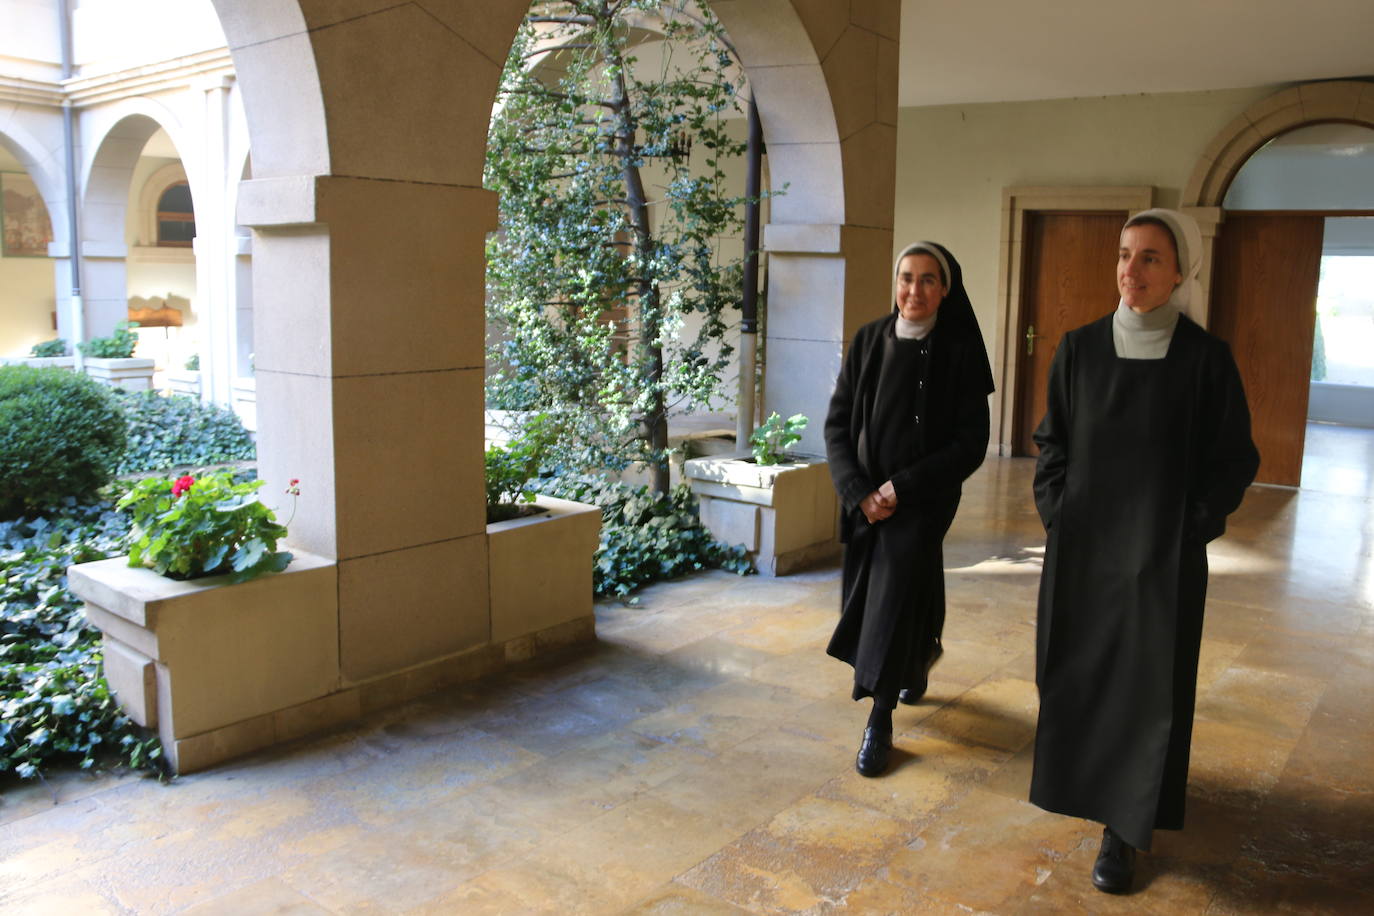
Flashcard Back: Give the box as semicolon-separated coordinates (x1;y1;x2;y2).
899;0;1374;107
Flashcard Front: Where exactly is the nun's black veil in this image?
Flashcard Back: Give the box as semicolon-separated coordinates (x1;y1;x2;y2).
893;240;995;397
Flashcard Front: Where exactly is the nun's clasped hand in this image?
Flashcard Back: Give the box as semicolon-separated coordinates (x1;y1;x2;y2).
860;480;898;523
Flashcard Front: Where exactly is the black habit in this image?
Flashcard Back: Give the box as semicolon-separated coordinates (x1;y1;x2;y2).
1029;313;1259;851
824;246;993;703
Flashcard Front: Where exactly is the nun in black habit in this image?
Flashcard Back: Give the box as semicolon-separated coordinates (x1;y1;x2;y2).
824;241;994;778
1030;208;1259;894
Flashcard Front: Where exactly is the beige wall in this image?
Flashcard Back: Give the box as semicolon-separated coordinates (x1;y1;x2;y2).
893;85;1280;356
0;254;57;355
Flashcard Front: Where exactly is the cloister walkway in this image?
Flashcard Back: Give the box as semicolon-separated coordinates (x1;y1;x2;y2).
2;435;1371;913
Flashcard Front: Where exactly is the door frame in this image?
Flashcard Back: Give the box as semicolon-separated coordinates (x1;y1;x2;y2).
993;186;1154;455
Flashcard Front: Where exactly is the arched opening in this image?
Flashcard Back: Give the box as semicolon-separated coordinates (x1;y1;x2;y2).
0;134;58;356
1190;81;1374;487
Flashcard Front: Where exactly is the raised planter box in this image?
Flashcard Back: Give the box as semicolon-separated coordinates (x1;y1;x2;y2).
165;368;202;398
83;357;156;391
487;494;601;647
67;551;340;774
1;356;76;370
682;452;839;576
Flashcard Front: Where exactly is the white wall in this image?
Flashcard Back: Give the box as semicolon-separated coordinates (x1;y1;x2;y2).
0;0;61;78
893;85;1278;355
71;0;225;76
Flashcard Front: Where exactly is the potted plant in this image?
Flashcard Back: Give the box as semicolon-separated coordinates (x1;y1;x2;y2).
80;321;156;390
682;412;839;576
66;473;339;774
485;419;601;646
165;352;202;398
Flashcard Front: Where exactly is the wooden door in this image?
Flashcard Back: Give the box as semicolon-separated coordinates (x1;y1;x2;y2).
1014;211;1126;455
1211;212;1324;486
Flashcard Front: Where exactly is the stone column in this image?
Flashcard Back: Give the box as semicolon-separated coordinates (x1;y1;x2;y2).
192;73;235;405
237;174;496;686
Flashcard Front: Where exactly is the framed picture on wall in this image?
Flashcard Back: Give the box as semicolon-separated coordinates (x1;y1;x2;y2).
1;171;54;258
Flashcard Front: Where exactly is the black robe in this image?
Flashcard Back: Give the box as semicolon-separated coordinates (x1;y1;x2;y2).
824;312;992;700
1029;313;1259;851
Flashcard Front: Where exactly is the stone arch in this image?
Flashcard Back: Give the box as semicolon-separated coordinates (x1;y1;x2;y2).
1176;81;1374;326
122;0;897;771
80;106;195;340
0;123;67;247
82;102;195;246
1183;80;1374;208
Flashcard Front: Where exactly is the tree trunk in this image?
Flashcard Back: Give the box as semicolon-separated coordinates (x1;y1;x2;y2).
601;14;671;495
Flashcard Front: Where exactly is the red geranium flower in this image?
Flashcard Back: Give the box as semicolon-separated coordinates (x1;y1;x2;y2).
171;475;195;497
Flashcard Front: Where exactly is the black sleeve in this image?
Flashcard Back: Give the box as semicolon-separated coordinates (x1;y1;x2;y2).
1032;336;1072;530
888;351;990;502
1191;340;1260;541
824;331;876;514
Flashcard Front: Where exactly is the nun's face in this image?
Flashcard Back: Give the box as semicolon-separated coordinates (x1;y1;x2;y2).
1118;224;1182;313
895;253;947;322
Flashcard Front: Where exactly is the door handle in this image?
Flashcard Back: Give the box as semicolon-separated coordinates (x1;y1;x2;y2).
1026;324;1044;356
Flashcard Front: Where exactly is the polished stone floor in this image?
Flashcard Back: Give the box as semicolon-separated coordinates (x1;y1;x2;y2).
2;427;1372;914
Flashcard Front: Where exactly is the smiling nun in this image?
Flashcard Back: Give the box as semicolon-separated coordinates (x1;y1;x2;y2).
824;241;994;779
1029;208;1260;894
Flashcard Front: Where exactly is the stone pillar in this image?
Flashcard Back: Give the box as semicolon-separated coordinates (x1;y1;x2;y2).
716;0;899;456
1183;206;1223;329
193;74;235;405
238;174;495;686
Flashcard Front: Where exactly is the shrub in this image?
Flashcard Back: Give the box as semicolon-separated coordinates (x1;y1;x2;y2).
184;353;200;371
78;321;140;359
119;471;292;582
485;415;556;523
0;501;162;778
29;339;68;358
114;390;254;474
0;366;127;520
538;474;752;599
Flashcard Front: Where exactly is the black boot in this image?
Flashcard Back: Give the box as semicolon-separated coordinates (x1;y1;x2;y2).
898;641;944;705
855;727;891;777
1091;826;1136;894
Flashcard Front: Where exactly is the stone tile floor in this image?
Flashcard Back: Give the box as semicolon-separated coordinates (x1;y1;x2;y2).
2;433;1373;914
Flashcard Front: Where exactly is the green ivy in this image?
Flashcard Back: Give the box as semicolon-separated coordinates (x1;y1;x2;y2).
538;474;752;599
0;502;162;779
78;321;139;359
113;390;255;474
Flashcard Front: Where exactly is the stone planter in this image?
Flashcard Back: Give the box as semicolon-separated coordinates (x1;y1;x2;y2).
682;452;839;576
67;551;340;774
83;356;156;391
165;368;202;398
487;494;601;648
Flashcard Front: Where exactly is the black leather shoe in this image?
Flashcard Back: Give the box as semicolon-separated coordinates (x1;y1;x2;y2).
855;727;891;777
1091;826;1136;894
898;642;944;705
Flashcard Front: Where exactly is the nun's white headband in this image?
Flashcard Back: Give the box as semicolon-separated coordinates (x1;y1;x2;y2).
893;241;951;289
1125;208;1203;310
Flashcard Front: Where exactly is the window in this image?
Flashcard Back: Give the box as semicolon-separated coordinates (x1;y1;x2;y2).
156;182;195;247
1314;255;1374;387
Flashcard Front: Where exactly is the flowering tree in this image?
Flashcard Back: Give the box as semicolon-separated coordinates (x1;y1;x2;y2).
485;0;761;494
